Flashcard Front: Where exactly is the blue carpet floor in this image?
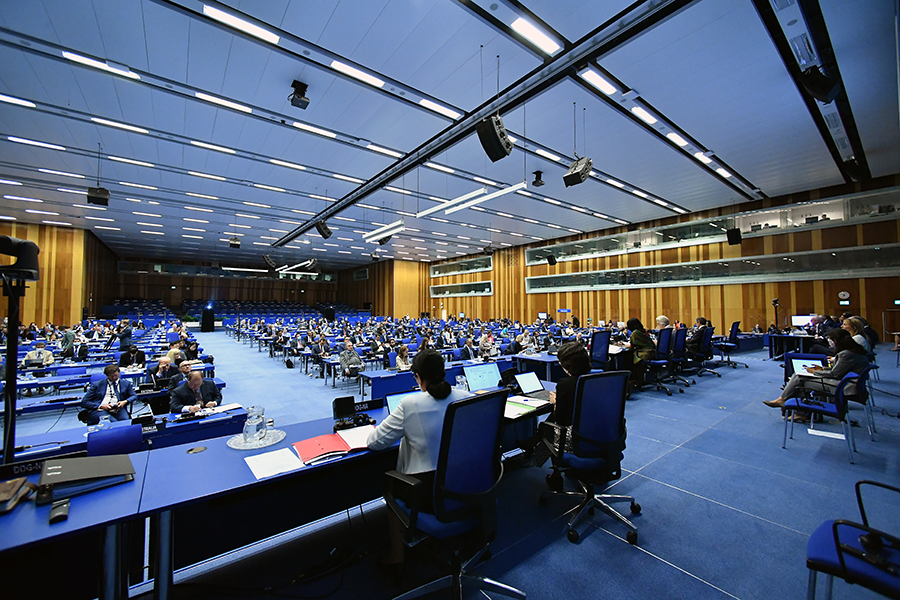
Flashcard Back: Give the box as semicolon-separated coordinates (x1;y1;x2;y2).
12;331;900;599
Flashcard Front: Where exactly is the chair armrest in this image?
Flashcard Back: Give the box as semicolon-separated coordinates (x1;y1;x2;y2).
832;519;900;575
384;470;423;533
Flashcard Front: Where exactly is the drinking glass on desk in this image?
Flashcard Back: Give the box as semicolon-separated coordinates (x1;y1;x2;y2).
243;405;266;443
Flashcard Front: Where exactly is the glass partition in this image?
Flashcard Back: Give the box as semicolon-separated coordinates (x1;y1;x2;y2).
525;244;900;293
525;186;900;265
118;261;336;282
430;255;493;278
430;281;494;298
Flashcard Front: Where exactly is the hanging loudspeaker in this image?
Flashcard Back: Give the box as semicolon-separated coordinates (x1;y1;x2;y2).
726;228;742;245
476;115;513;162
315;221;332;239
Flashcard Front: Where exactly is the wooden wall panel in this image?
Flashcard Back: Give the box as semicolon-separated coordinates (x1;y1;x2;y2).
0;222;83;326
83;231;118;318
338;261;394;315
392;260;422;319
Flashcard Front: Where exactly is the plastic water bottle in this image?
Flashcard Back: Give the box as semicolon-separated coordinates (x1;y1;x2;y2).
243;405;266;443
455;375;469;391
98;415;112;430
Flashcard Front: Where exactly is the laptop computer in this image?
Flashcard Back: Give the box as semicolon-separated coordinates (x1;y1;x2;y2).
514;371;553;401
385;390;420;414
463;362;502;391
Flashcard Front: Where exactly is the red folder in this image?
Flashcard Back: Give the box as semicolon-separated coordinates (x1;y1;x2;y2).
292;425;374;465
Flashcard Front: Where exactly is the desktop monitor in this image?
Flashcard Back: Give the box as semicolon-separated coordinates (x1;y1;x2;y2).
791;315;814;327
537;312;548;320
463;362;502;391
385;390;419;414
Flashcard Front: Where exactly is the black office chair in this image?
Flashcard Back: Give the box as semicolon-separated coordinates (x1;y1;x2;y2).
643;328;677;396
659;327;693;389
589;329;611;371
383;389;524;600
539;371;641;544
683;327;720;378
713;321;749;369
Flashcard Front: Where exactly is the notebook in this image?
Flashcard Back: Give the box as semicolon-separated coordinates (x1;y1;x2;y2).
514;371;553;401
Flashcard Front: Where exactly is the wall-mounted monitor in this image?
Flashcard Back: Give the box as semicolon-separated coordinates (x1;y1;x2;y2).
791;315;814;327
537;312;548;320
458;312;465;318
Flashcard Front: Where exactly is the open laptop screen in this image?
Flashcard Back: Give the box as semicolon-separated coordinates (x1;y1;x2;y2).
514;371;544;395
463;362;502;391
791;358;826;374
385;390;419;414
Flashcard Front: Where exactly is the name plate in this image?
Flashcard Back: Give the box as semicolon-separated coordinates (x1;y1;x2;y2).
354;399;384;413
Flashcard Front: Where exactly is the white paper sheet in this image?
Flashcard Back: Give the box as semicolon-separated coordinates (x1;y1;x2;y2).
336;424;376;450
244;448;304;480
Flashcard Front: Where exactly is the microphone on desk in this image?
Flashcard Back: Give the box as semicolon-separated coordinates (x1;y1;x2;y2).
14;440;69;452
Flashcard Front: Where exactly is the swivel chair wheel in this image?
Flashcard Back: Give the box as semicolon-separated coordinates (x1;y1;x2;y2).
626;531;638;545
546;471;563;492
716;373;721;378
744;364;749;369
678;388;684;393
630;502;641;514
691;380;697;385
567;529;579;543
538;495;548;507
665;390;672;396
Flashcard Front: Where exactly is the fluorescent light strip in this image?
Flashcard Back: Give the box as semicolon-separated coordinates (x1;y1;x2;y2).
367;144;402;158
188;171;226;182
417;187;485;218
190;140;235;154
632;190;648;199
120;182;157;190
183;227;206;232
73;203;107;211
26;209;58;215
543;198;561;205
251;184;284;194
631;106;657;125
418;99;461;120
182;234;203;239
234;213;260;219
185;219;209;224
357;203;379;210
194;92;252;113
202;5;280;45
331;60;384;88
293;122;337;138
0;179;23;187
334;216;355;222
244;201;272;208
252;242;269;246
90;117;148;134
109;155;154;167
445;181;527;215
334;174;364;184
363;219;405;241
693;152;712;164
496;212;513;218
0;93;35;108
309;194;332;202
666;132;688;147
606;179;624;188
94;225;119;230
292;209;314;215
229;224;251;229
184;206;213;213
43;220;71;226
385;186;412;195
578;67;616;95
8;136;65;151
425;162;454;174
5;195;42;203
221;266;270;273
61;51;140;80
186;192;218;200
84;216;114;222
510;18;560;54
269;158;307;171
136;222;162;227
715;168;732;178
652;199;669;207
535;148;561;162
472;176;496;186
38;168;83;179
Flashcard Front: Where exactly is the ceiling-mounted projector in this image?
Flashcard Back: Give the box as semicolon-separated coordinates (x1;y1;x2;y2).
87;187;110;206
229;236;241;249
371;251;379;261
563;157;593;187
532;170;545;187
483;245;494;255
290;80;310;109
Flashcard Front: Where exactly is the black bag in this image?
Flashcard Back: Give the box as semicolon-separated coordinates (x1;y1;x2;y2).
285;358;294;369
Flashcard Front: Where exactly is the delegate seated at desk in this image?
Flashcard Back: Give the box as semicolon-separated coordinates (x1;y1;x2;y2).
170;371;222;413
150;356;176;384
20;340;54;367
61;335;90;361
80;364;137;424
339;340;364;376
166;361;194;390
118;345;146;369
366;349;470;565
460;337;478;360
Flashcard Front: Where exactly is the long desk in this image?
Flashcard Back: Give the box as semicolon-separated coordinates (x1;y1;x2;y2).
361;358;514;401
768;334;820;359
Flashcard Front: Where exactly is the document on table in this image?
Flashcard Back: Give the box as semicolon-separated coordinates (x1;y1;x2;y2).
505;396;550;419
244;448;304;480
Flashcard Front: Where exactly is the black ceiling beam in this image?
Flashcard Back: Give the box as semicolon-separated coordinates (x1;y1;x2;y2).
274;0;697;248
752;0;870;184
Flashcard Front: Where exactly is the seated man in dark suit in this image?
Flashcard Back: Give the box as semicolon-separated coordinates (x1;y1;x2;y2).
170;371;222;413
309;336;330;379
118;345;147;369
61;335;90;361
167;361;194;390
685;317;709;354
79;364;137;425
149;356;176;386
460;337;478;361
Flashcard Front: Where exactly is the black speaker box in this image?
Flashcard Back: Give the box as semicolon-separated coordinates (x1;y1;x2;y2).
546;254;558;265
476;116;513;163
201;309;215;332
322;307;335;321
87;187;110;206
315;221;332;239
726;228;742;245
800;66;840;104
362;302;373;310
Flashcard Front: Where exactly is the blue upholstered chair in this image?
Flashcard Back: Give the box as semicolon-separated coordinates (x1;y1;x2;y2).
86;424;145;456
659;327;692;389
539;370;640;544
383;389;524;600
683;326;719;378
589;329;611;371
806;480;900;599
713;321;749;369
644;327;677;396
782;372;859;463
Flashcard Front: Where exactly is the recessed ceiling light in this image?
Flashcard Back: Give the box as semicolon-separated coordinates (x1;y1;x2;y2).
90;117;148;134
693;152;712;164
38;168;83;179
120;181;157;190
43;220;71;226
309;194;332;201
715;168;732;178
73;203;107;211
235;213;260;219
202;5;280;45
5;195;42;203
330;60;384;88
578;67;616;95
666;132;688;147
26;209;59;215
418;99;461;120
190;140;235;154
293;122;337;138
385;186;412;195
94;225;120;230
269;158;307;171
631;106;657;124
0;93;35;108
194;91;252;113
133;211;162;217
8;136;65;151
367;144;402;158
84;216;114;222
108;155;154;167
510;18;560;54
62;51;140;79
472;176;496;186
